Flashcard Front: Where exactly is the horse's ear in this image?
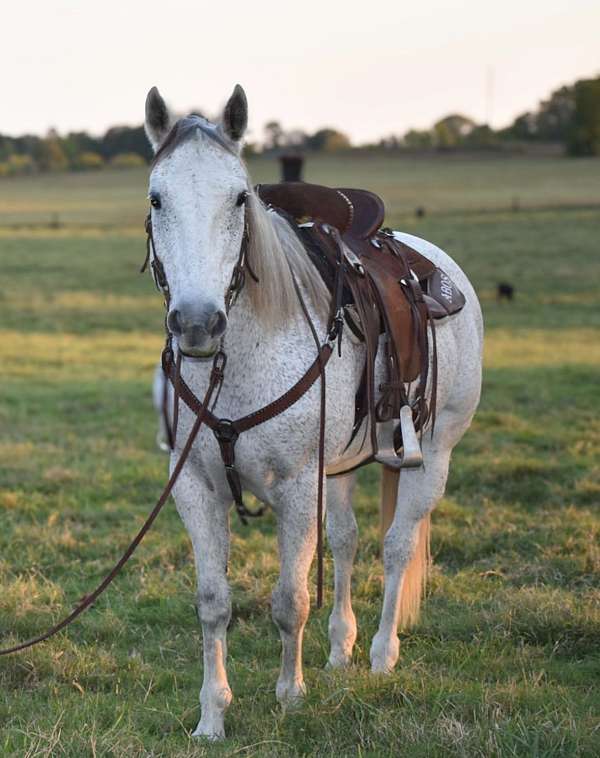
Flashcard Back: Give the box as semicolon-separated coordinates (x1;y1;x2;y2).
145;87;174;151
222;84;248;142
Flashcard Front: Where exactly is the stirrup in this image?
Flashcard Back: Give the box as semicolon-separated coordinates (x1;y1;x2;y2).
374;406;423;470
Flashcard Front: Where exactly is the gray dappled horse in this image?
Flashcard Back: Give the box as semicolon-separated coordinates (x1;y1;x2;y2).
145;85;483;740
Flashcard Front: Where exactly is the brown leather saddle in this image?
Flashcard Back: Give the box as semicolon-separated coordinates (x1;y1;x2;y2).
256;182;466;470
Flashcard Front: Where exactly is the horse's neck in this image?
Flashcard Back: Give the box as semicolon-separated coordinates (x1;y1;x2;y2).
226;288;323;366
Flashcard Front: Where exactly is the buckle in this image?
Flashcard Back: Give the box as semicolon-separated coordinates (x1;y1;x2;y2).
214;418;239;444
327;308;345;355
210;350;228;382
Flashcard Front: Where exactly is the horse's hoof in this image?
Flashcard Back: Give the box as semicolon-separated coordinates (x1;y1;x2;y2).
276;679;306;710
325;652;353;670
192;716;226;741
370;659;395;674
370;633;399;673
192;725;225;741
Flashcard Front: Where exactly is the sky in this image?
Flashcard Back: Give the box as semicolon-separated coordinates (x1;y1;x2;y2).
2;0;599;145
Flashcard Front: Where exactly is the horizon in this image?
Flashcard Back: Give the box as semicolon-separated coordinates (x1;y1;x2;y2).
3;0;599;144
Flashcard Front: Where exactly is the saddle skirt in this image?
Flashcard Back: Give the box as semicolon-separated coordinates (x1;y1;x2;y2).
256;182;466;455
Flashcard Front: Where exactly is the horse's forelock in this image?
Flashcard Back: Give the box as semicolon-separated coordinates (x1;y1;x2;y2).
151;115;237;168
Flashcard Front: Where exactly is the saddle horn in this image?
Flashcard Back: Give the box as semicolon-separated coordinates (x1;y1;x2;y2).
374;405;423;470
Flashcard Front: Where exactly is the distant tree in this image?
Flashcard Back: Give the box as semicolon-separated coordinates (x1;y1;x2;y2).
379;135;402;149
306;128;351;151
0;135;15;162
465;124;498;149
403;129;433;149
34;130;69;171
110;152;146;169
76;151;104;170
263;121;284;150
500;111;537;141
535;85;575;141
433;114;477;149
568;77;600;156
2;154;36;176
62;131;102;167
101;125;152;162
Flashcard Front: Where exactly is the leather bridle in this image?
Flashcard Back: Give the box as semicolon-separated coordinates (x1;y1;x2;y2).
145;199;344;591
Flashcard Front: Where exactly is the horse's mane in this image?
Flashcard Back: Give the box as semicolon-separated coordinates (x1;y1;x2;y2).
244;190;329;330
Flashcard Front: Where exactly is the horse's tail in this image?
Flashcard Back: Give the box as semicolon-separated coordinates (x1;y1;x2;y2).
380;467;431;629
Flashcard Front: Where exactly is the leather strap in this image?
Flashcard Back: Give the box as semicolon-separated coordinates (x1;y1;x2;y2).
163;343;333;436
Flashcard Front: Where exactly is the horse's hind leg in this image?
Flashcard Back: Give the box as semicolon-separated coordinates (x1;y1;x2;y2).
326;472;358;668
370;425;454;674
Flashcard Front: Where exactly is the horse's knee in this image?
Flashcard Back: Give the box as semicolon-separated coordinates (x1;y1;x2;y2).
197;583;231;631
272;582;309;635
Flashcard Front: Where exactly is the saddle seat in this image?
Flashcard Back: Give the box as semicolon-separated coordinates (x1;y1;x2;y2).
256;182;466;468
257;182;385;240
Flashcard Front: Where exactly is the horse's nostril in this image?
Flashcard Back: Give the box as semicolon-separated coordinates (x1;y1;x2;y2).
167;309;182;335
207;310;227;338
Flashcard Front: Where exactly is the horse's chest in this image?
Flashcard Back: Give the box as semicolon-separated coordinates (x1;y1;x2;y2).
175;346;360;500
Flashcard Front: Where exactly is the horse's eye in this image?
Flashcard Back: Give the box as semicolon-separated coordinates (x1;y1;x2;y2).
150;193;162;210
236;190;248;207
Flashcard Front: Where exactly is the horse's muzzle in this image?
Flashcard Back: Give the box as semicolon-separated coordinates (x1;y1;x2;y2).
168;306;227;358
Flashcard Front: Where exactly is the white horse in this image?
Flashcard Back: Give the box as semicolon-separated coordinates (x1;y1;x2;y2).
144;84;483;740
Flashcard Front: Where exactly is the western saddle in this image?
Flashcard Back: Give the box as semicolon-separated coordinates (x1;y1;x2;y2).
256;182;466;470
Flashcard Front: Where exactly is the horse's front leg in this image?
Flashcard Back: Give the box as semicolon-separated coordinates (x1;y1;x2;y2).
173;467;232;740
271;469;319;708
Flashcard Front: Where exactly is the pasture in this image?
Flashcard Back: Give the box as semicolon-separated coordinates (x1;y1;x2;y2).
1;155;599;756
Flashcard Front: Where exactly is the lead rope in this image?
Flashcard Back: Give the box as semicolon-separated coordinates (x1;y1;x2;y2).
0;350;225;656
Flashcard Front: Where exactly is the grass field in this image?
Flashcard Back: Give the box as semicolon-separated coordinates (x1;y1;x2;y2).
0;156;599;756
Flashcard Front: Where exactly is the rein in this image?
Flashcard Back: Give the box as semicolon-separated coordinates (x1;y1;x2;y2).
0;200;342;655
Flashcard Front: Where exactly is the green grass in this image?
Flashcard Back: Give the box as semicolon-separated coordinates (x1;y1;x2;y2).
0;158;599;756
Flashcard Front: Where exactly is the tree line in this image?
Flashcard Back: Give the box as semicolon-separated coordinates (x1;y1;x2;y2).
0;75;598;176
393;76;599;155
0;125;153;176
